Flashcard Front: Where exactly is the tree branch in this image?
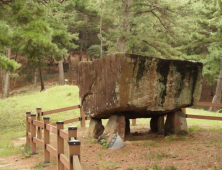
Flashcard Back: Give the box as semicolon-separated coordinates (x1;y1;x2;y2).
142;40;170;58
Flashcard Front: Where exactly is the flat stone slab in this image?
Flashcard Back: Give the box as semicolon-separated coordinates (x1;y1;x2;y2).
78;53;203;119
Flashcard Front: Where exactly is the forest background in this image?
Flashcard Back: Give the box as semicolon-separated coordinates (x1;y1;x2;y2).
1;0;222;104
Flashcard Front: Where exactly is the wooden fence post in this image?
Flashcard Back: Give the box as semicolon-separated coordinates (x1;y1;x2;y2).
26;112;31;145
80;107;85;127
182;108;186;114
43;117;50;163
132;119;137;126
30;114;37;155
68;126;77;140
36;108;42;139
56;121;64;170
68;140;81;170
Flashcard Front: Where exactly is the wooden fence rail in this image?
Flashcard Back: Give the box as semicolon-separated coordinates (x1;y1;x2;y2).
26;105;84;170
130;102;222;125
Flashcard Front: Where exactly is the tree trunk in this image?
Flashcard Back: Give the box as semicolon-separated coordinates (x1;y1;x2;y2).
209;57;222;112
34;69;38;87
117;0;130;52
38;61;45;91
79;33;83;61
59;59;64;85
68;54;72;85
2;47;11;99
100;0;103;58
1;67;4;95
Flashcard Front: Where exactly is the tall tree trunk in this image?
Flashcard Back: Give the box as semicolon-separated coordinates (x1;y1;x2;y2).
117;0;130;52
68;54;72;85
59;59;64;85
38;60;45;91
79;33;84;61
2;47;11;99
100;0;103;58
79;41;83;61
209;57;222;112
34;69;38;87
1;67;4;96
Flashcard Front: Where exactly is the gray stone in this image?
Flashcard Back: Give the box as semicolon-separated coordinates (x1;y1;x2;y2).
150;116;164;133
78;53;203;119
99;115;125;144
88;118;104;139
164;110;188;136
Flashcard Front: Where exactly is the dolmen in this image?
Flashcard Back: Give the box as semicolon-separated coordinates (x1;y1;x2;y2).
78;53;203;144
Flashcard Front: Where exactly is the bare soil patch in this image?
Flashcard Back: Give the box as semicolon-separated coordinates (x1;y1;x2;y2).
1;124;222;170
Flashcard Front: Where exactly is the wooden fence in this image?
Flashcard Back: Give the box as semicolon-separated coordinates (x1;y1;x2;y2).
131;102;222;124
25;102;222;169
26;105;89;170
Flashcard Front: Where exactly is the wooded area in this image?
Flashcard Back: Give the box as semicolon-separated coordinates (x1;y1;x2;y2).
1;0;222;104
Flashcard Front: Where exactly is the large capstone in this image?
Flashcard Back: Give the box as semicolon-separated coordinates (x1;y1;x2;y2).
78;53;203;119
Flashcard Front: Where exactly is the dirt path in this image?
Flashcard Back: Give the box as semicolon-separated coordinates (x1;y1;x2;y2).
1;125;222;170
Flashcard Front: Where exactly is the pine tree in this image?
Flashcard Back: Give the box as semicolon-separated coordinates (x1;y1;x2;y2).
102;0;193;59
0;2;21;98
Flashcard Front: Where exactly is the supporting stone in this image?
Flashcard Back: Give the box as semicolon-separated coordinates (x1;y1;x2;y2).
88;118;104;139
150;116;164;133
99;115;126;145
125;118;130;135
164;110;188;136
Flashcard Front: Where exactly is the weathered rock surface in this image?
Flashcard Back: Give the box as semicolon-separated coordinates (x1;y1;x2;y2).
88;118;104;139
78;53;203;119
99;115;125;145
164;110;188;135
150;116;164;133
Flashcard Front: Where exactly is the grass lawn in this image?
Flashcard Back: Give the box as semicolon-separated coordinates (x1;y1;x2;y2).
0;85;80;156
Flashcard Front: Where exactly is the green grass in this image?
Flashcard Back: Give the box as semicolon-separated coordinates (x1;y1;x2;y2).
34;162;46;169
0;131;25;156
186;108;222;127
0;85;80;156
0;85;80;132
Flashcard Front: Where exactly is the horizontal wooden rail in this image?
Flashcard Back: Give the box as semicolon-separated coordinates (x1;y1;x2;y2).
63;118;79;124
186;114;222;121
46;144;57;157
86;117;91;121
60;130;68;141
73;155;82;170
33;137;44;147
28;132;31;139
33;120;44;128
43;105;80;116
196;102;222;107
46;124;57;134
50;123;56;126
60;154;69;169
